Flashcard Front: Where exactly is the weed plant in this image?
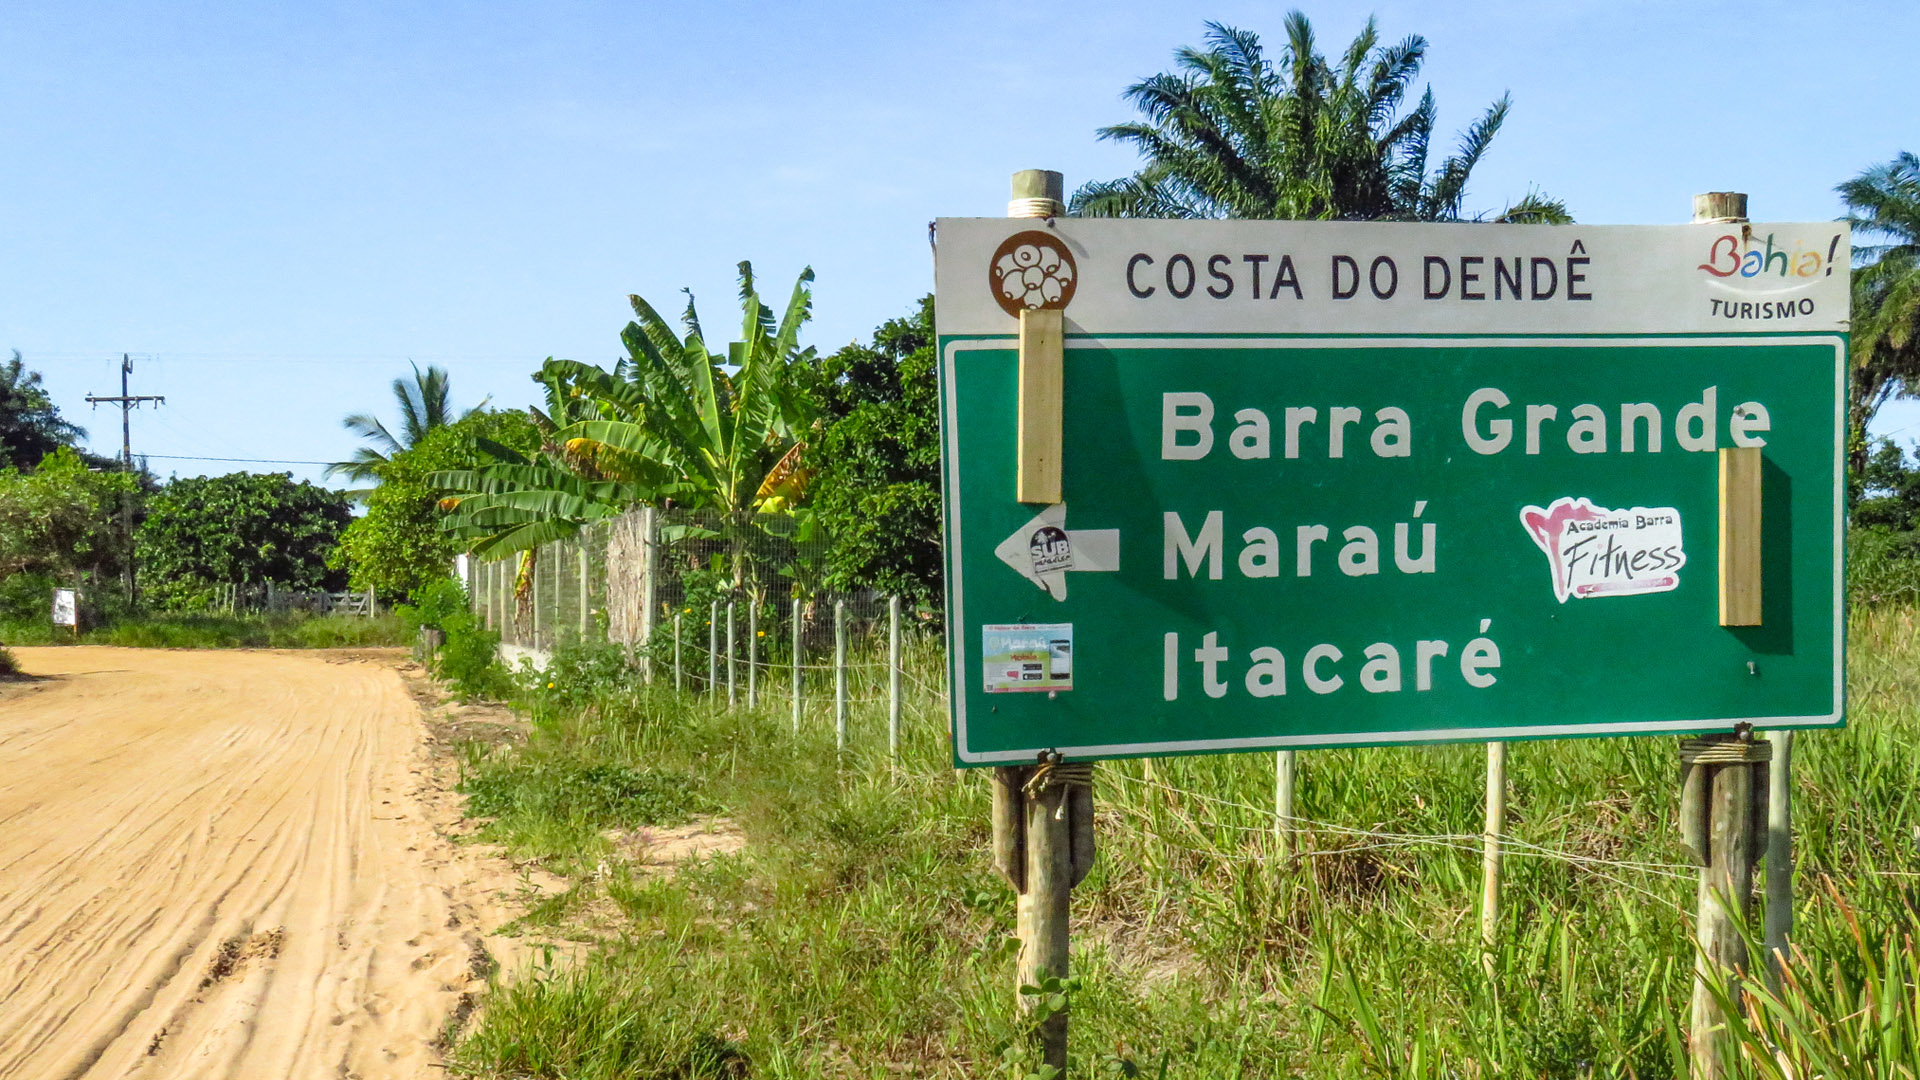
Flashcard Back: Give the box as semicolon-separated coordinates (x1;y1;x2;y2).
0;643;18;678
449;610;1920;1079
398;578;518;701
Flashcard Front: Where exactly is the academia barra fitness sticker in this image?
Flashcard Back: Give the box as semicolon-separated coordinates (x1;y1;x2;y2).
983;624;1074;693
1520;497;1686;604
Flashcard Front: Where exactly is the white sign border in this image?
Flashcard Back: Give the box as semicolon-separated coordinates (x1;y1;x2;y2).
942;332;1847;764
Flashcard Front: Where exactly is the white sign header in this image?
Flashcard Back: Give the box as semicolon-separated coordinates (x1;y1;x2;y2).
934;218;1850;337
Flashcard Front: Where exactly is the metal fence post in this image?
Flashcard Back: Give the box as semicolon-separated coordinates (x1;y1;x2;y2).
674;612;683;691
1275;750;1296;860
708;600;719;696
1482;741;1508;966
888;595;902;764
532;551;542;650
1765;729;1794;987
579;541;591;641
792;598;803;734
748;602;759;708
640;508;658;680
834;599;848;752
726;600;738;707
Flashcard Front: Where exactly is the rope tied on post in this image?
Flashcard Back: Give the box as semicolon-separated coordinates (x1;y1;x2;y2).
1679;736;1774;765
1022;760;1094;815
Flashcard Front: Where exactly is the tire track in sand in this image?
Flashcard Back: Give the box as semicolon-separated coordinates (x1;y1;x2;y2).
0;647;504;1079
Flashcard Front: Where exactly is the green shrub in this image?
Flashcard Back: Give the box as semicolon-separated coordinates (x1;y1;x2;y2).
521;639;638;718
398;578;515;700
0;644;18;678
0;571;57;625
394;576;471;635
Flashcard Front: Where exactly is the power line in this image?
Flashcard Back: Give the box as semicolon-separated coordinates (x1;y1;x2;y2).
27;351;590;366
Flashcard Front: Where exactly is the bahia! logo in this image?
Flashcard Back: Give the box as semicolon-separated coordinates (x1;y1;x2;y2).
1695;230;1842;321
1697;231;1841;281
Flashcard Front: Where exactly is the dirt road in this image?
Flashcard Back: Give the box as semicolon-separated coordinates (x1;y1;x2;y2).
0;647;504;1079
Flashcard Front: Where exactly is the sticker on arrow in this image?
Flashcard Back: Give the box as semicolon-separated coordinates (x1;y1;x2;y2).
983;623;1073;693
994;503;1119;600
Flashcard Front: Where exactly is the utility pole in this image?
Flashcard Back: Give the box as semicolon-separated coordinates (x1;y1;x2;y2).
86;354;164;606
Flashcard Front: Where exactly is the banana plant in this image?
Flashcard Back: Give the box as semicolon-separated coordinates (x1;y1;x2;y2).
558;261;819;515
435;263;821;594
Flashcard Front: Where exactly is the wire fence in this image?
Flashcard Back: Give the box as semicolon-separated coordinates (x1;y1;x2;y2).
460;507;942;752
454;508;1713;911
1097;765;1701;914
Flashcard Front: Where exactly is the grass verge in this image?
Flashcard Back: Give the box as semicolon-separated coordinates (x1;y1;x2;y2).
0;612;411;649
447;612;1920;1079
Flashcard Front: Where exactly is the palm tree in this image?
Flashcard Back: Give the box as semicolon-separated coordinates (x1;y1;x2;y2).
1840;152;1920;470
327;362;472;483
437;263;819;590
1072;15;1569;224
0;351;86;470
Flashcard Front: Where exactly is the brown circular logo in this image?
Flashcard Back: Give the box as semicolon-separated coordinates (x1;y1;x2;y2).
989;230;1077;317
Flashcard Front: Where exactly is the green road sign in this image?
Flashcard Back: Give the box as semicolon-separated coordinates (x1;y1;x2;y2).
934;219;1849;765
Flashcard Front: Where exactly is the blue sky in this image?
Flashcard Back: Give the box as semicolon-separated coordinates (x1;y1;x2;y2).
4;0;1917;485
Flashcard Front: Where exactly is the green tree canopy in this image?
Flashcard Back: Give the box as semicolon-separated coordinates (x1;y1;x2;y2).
1854;436;1920;531
1073;15;1567;224
332;409;539;602
804;296;942;605
1841;152;1920;463
137;472;353;609
0;447;137;581
0;351;86;471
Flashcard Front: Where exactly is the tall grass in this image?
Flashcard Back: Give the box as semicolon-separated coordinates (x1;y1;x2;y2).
0;611;410;649
449;610;1920;1078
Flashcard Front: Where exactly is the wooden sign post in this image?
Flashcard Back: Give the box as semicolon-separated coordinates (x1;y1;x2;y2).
988;169;1097;1072
1681;729;1770;1078
1682;187;1792;1079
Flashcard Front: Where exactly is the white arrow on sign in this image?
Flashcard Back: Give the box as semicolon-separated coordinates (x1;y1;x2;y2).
994;503;1120;601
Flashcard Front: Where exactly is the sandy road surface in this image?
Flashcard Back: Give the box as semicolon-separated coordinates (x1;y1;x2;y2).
0;647;504;1080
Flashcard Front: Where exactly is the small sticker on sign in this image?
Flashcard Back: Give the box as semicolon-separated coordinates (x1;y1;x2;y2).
1029;525;1073;577
1520;497;1686;603
983;623;1073;693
